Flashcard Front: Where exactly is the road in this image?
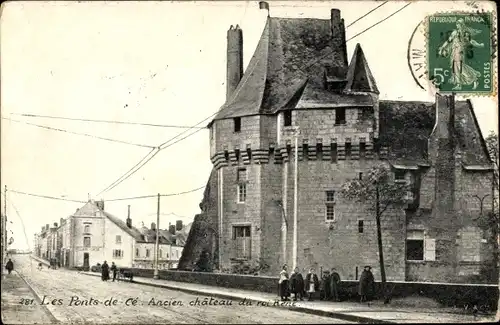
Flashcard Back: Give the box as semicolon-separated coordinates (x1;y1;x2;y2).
6;255;354;324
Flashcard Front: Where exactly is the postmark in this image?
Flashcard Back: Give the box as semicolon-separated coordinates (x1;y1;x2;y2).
427;12;495;95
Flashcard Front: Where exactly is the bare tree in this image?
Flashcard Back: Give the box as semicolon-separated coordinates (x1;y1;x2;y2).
340;166;411;304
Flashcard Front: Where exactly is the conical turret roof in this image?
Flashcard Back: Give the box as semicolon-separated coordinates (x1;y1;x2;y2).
344;43;379;94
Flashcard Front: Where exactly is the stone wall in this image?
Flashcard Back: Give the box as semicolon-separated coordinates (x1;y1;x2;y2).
121;268;499;311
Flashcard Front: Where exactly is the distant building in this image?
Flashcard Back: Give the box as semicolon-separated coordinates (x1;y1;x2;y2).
182;8;497;283
35;201;186;270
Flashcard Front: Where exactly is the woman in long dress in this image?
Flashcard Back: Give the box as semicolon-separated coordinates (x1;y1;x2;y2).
438;18;485;90
278;264;290;301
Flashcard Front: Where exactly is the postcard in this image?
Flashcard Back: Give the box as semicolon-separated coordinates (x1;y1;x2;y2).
1;1;498;324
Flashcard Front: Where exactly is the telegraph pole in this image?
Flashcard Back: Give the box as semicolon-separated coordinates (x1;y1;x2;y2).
153;193;160;279
292;128;299;270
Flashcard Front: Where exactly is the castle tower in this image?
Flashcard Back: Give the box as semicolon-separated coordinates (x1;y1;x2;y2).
226;25;243;101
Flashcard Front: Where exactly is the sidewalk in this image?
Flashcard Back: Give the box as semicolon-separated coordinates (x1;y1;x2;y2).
1;271;57;324
80;271;497;324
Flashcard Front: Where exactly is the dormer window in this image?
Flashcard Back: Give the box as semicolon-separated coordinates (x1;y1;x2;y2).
284;110;292;126
234;117;241;132
335;108;346;125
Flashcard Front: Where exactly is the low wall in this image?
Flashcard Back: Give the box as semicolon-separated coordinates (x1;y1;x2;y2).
122;267;499;311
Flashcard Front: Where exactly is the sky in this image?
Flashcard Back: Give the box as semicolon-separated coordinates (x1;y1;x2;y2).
1;1;497;250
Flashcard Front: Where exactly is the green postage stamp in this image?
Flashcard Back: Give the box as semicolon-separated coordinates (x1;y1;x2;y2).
427;12;494;94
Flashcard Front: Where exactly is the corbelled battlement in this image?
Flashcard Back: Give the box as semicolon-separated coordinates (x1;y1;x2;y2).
210;141;388;169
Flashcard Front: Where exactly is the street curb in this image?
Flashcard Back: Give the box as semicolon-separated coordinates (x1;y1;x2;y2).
15;270;60;324
79;271;394;324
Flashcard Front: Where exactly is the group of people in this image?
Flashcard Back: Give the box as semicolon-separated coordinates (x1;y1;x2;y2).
278;264;376;303
279;265;341;302
100;261;119;282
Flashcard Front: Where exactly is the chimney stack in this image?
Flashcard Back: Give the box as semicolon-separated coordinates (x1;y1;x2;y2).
53;222;58;228
126;205;132;228
96;200;104;210
151;222;156;231
226;24;243;100
169;224;176;235
176;220;183;231
330;9;348;71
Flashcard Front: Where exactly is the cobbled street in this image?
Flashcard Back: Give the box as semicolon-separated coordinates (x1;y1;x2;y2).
5;255;353;324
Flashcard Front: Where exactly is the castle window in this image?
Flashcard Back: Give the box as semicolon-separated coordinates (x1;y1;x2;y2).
235;149;240;161
394;169;406;182
234;117;241;132
359;172;363;180
84;225;90;234
358;219;364;233
224;150;229;161
406;230;424;261
302;143;308;160
116;235;121;244
237;168;247;203
135;248;139;257
246;147;252;161
284;110;292;126
232;225;251;259
146;249;150;258
325;190;336;222
335;108;346;125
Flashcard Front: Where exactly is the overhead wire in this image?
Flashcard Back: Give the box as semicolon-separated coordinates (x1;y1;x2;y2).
95;2;413;195
346;1;388;28
1;117;156;149
104;185;205;202
9;113;206;129
9;190;87;203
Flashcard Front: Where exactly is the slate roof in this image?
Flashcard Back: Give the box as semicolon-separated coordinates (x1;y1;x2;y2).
101;210;144;242
212;16;356;122
344;44;379;94
379;99;490;165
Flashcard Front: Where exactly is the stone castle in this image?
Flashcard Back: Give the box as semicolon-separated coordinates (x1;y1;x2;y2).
179;9;497;283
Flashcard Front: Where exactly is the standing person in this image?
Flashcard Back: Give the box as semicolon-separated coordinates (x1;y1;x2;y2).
101;261;110;281
304;268;319;301
278;264;290;301
358;266;375;302
111;262;118;282
330;268;341;302
5;258;14;274
320;270;331;300
289;267;305;301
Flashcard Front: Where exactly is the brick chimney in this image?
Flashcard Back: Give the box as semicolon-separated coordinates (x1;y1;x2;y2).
53;222;58;228
96;200;104;210
428;93;457;277
126;205;132;228
151;222;156;231
176;220;183;231
226;24;243;100
169;224;176;235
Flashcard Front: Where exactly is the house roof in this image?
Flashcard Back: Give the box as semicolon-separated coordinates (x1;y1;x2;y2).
212;16;354;122
379;99;491;165
100;209;144;242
